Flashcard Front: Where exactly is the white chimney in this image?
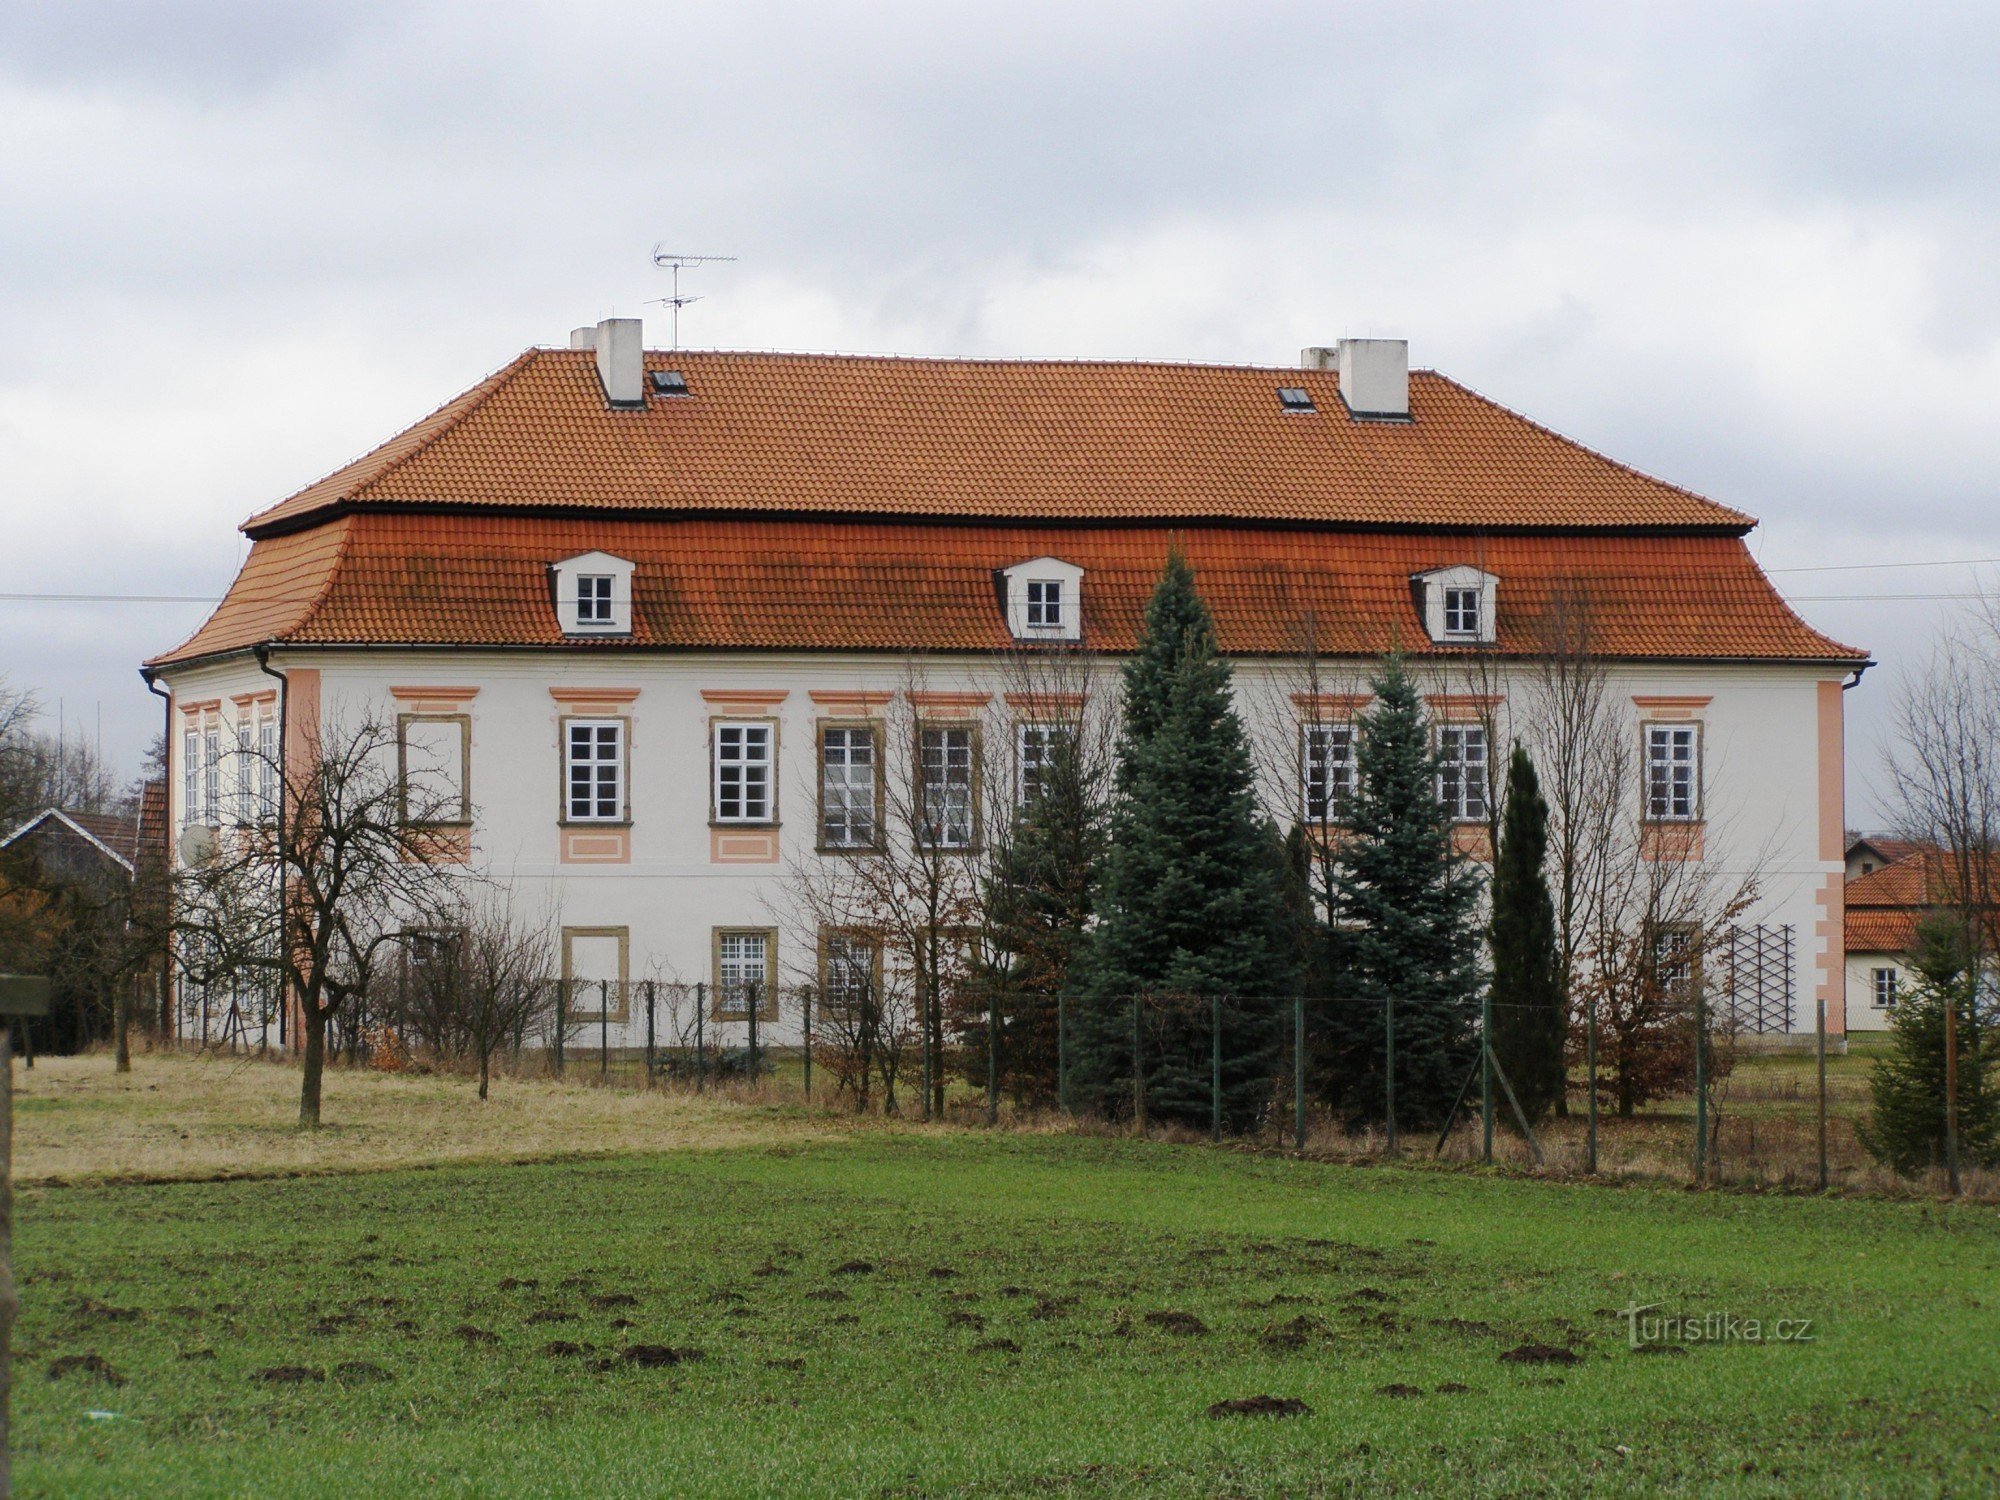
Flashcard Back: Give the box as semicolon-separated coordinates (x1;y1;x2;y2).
1336;338;1409;420
1298;346;1339;370
568;326;596;350
592;317;645;408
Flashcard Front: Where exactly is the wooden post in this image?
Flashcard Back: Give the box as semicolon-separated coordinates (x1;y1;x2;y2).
1585;996;1599;1175
1480;989;1493;1164
553;982;566;1078
1693;984;1708;1184
1293;997;1305;1151
1815;996;1829;1192
645;981;656;1089
803;987;813;1104
599;980;609;1082
1384;992;1397;1156
695;983;706;1093
1210;995;1222;1144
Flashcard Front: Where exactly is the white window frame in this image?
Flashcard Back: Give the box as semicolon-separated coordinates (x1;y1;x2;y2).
716;929;772;1018
564;718;625;823
257;711;279;823
202;725;220;827
919;724;977;849
1302;723;1355;824
1871;967;1899;1009
1652;924;1697;1000
821;930;879;1018
233;720;254;826
1015;722;1075;807
1025;579;1064;630
182;726;202;828
577;573;614;625
1436;725;1489;824
1644;723;1701;823
999;556;1084;642
551;550;635;635
1414;565;1499;645
712;720;775;824
818;723;878;850
1442;587;1480;638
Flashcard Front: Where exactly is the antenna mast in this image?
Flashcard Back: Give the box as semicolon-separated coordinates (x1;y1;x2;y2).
649;248;738;349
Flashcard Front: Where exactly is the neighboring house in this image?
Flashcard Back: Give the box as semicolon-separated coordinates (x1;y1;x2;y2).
1844;850;2000;1033
143;324;1868;1049
1846;832;1923;883
0;807;141;888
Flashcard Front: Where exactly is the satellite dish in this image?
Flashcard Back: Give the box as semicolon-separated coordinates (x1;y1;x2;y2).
178;823;217;865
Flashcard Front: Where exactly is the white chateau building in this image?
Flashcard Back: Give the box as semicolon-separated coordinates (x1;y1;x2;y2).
147;324;1867;1049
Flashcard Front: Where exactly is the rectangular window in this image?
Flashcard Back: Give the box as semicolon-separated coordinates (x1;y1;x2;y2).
1436;725;1488;823
202;727;220;826
234;721;253;825
1872;967;1899;1009
564;719;624;822
1026;579;1063;629
716;929;771;1018
182;727;201;826
819;725;878;849
1016;722;1074;807
577;574;613;624
257;713;279;822
1302;723;1355;823
1645;724;1700;822
562;926;628;1022
400;715;470;825
713;721;774;823
919;725;976;848
1651;924;1697;1000
821;931;879;1019
1443;587;1480;637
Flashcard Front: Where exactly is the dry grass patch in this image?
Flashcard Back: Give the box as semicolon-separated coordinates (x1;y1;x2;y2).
12;1050;834;1184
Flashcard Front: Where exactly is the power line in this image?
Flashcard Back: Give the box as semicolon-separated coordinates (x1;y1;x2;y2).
1789;592;1988;603
1764;557;2000;574
0;592;220;604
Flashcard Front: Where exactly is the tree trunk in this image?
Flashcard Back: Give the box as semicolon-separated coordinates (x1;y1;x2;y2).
478;1051;491;1101
299;1007;327;1129
114;979;132;1074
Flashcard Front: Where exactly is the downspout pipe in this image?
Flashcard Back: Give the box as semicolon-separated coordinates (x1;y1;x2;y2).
141;665;174;1037
253;644;290;1049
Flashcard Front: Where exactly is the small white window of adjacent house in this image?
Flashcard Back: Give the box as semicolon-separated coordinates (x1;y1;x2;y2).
1872;967;1899;1009
1436;725;1488;823
713;722;774;823
1302;724;1355;824
577;574;614;625
1442;587;1481;638
1645;724;1700;822
565;719;624;822
717;929;771;1018
1026;580;1063;630
919;725;976;848
1016;722;1075;806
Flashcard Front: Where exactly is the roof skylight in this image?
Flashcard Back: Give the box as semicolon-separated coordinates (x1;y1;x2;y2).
1276;386;1315;412
650;370;691;397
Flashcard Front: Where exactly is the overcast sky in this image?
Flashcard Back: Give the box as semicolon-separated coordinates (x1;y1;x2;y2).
3;1;1996;824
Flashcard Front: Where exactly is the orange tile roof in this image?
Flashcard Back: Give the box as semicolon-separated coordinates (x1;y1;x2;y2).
244;350;1760;535
1844;851;2000;955
151;514;1865;667
1846;909;1920;955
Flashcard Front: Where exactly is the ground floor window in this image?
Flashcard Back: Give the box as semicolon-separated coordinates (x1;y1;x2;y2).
1872;966;1899;1009
714;928;777;1020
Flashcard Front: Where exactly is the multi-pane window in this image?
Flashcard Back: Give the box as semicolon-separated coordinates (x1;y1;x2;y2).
577;574;614;625
717;930;770;1018
1645;724;1699;822
1016;723;1074;806
919;726;976;848
819;726;878;849
234;721;254;824
822;932;878;1018
1436;725;1489;823
713;722;774;823
1442;587;1480;637
182;727;201;827
1302;724;1355;823
257;713;279;822
202;726;220;826
1026;580;1063;629
1872;967;1899;1009
1652;924;1697;1000
565;719;624;821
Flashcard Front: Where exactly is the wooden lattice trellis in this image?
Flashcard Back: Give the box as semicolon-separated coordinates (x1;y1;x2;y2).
1720;923;1795;1034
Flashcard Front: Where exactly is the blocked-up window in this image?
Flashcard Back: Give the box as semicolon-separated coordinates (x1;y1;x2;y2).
563;927;626;1020
919;726;975;848
565;720;624;822
1436;725;1488;823
1302;724;1355;823
819;725;877;848
714;722;774;823
1016;723;1074;807
1645;724;1700;821
401;716;469;824
717;930;770;1018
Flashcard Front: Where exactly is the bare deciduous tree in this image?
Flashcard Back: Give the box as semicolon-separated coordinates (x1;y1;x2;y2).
396;894;560;1098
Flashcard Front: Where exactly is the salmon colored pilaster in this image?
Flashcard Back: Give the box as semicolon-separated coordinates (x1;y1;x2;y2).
281;667;320;1052
1816;679;1848;1034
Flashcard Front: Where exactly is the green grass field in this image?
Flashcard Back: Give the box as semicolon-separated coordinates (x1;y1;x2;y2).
15;1126;2000;1497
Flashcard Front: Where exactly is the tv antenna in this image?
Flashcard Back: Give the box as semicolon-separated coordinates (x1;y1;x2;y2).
649;248;737;349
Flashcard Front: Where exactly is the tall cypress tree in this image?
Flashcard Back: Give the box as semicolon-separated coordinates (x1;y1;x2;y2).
1326;656;1483;1126
1487;746;1565;1123
1076;552;1292;1129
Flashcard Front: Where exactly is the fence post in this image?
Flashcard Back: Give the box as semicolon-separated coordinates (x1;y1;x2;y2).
645;981;656;1089
1480;989;1493;1164
803;986;813;1104
1944;982;1962;1197
599;979;609;1083
747;982;760;1083
1384;992;1397;1156
1057;994;1069;1116
1210;994;1222;1144
1693;984;1708;1184
986;989;999;1128
1293;997;1305;1152
553;982;566;1078
1585;995;1598;1174
1815;995;1828;1192
1131;995;1145;1137
695;983;706;1093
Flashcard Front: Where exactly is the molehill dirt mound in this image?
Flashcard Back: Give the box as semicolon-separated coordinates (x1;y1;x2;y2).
255;1366;325;1384
541;1341;589;1358
1207;1396;1310;1418
47;1353;123;1385
525;1308;573;1324
972;1338;1022;1354
453;1324;501;1345
805;1288;848;1303
623;1344;703;1368
1500;1343;1581;1366
1376;1383;1425;1398
587;1293;638;1310
1259;1315;1326;1352
1436;1381;1472;1394
832;1260;876;1276
1143;1311;1209;1336
944;1310;986;1331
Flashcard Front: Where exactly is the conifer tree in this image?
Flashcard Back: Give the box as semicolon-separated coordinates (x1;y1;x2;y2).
1487;746;1566;1123
1860;915;2000;1175
1076;552;1292;1129
1326;656;1483;1126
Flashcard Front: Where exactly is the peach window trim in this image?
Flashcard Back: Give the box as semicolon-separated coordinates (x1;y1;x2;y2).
701;689;791;708
909;690;992;711
1631;695;1713;713
809;690;895;710
1425;693;1502;723
1292;692;1372;716
1003;691;1084;719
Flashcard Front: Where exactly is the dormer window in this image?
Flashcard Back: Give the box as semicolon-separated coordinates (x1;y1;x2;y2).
552;551;636;636
998;556;1084;643
1026;580;1064;629
1413;565;1498;646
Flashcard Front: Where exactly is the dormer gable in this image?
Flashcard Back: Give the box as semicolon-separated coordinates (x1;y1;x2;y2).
997;556;1084;643
1412;564;1498;645
551;550;636;636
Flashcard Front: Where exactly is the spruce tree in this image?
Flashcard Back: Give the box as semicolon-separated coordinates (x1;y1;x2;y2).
1076;552;1293;1129
1326;656;1483;1126
1860;916;2000;1176
1487;746;1565;1124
